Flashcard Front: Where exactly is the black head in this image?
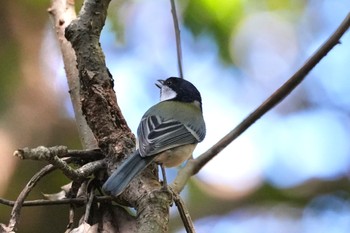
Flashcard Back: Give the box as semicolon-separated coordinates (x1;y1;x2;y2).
156;77;202;107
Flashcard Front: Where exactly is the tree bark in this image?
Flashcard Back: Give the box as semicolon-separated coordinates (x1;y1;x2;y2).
65;0;172;232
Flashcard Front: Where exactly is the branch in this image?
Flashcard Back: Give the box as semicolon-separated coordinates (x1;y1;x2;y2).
14;146;81;181
64;0;138;179
1;149;103;232
6;165;56;232
15;146;103;160
48;0;98;149
170;0;184;79
14;145;68;160
0;196;112;207
84;191;96;222
173;192;195;233
76;159;106;177
14;146;105;181
65;0;133;150
171;12;350;193
61;149;104;159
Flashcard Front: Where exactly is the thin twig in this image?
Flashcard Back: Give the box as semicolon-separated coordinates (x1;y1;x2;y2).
0;196;112;207
7;165;56;232
160;164;168;187
173;193;196;233
76;159;106;177
171;12;350;193
170;0;184;78
65;149;104;159
84;190;95;222
49;154;84;181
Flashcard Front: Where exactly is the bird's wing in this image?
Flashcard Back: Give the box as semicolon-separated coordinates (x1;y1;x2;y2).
137;115;199;157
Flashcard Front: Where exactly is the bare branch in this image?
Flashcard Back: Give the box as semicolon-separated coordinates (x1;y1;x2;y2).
171;12;350;193
76;159;106;177
170;0;184;79
14;146;105;181
14;145;68;160
48;0;98;149
63;149;104;159
14;146;81;181
84;191;95;222
65;0;133;148
6;165;56;232
173;192;196;233
14;146;103;160
0;196;112;207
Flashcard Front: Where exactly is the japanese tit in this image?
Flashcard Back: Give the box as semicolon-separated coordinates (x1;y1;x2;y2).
103;77;206;196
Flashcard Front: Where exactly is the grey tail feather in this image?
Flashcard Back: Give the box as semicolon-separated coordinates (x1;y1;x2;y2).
102;150;154;196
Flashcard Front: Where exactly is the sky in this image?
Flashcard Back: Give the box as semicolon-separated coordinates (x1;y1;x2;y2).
44;0;350;232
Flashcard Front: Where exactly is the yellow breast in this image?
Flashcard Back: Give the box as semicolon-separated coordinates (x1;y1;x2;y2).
154;144;197;167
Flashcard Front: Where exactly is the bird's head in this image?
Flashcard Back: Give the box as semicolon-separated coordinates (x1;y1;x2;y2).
156;77;202;109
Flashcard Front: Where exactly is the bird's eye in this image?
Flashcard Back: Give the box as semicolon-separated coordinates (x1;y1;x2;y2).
165;80;172;85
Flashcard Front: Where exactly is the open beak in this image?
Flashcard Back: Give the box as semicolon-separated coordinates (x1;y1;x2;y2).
155;79;164;89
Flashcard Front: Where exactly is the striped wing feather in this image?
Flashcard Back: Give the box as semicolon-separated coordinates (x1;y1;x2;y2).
137;115;198;157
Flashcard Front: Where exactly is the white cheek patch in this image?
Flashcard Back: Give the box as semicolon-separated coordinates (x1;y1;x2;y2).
160;86;177;101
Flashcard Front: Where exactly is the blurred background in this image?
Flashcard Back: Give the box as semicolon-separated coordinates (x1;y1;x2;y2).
1;0;350;232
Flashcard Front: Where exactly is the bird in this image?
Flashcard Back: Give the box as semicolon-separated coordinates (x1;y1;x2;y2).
102;77;206;196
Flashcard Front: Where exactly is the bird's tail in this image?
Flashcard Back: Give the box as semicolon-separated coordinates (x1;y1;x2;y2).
102;150;154;196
